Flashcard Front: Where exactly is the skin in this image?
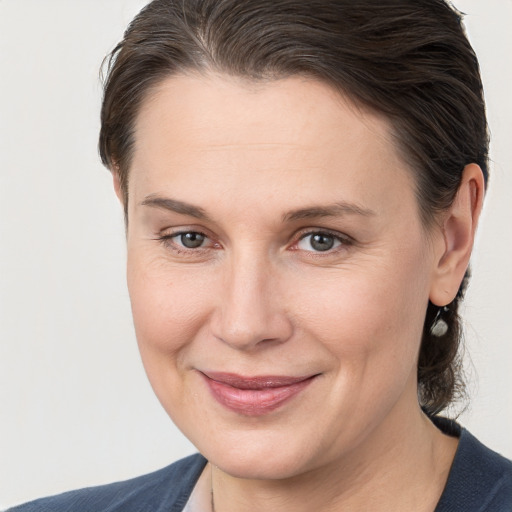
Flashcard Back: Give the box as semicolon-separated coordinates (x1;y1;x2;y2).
115;73;484;511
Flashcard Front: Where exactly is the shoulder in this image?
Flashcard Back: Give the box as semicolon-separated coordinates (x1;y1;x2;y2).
6;453;207;512
434;418;512;511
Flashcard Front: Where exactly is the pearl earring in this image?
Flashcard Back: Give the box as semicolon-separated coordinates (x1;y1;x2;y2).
430;306;449;337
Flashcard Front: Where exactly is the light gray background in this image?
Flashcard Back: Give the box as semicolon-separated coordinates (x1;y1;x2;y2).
0;0;511;508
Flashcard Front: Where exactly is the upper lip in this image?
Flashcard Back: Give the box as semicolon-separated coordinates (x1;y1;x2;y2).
200;371;317;390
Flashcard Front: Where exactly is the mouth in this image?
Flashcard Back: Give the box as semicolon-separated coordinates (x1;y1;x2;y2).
199;371;319;416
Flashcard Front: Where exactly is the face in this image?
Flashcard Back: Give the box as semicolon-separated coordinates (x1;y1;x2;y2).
124;74;439;479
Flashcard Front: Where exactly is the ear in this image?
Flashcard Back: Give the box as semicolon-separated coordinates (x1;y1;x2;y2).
429;164;485;306
112;170;124;205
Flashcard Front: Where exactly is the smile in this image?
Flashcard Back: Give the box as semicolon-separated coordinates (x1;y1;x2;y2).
199;371;318;416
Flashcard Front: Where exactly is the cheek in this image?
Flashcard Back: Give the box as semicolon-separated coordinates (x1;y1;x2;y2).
291;254;430;377
126;249;215;360
286;257;430;442
126;250;221;421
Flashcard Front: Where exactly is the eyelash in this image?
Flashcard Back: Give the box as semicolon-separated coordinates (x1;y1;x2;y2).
155;228;353;257
156;230;216;254
293;229;353;255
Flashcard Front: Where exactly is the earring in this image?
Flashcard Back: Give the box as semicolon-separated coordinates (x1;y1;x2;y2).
430;306;449;337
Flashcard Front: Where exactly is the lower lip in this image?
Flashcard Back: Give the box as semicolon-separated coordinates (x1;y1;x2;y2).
201;374;316;416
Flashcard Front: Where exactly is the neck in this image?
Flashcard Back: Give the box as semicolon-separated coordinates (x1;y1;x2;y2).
210;397;457;512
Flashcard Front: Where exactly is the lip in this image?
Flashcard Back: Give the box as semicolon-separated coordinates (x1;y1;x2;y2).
199;371;318;416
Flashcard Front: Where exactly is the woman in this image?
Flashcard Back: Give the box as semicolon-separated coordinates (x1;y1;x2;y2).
7;0;511;510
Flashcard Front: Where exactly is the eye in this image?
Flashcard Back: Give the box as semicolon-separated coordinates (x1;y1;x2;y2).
176;232;207;248
156;228;220;258
157;230;212;252
296;232;343;252
171;231;208;249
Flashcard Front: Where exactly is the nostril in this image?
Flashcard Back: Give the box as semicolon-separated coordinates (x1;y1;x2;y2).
212;317;294;351
211;264;294;349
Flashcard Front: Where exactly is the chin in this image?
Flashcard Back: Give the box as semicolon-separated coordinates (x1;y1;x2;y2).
197;427;324;480
214;451;310;481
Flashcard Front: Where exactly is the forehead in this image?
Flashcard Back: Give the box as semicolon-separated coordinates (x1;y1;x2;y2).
130;73;417;220
134;73;395;155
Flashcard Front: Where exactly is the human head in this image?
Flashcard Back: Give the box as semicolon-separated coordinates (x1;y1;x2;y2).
99;0;488;415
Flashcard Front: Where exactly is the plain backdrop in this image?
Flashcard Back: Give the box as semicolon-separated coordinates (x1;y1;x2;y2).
0;0;511;508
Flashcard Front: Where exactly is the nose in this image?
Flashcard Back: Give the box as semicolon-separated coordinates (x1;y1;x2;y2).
211;251;294;351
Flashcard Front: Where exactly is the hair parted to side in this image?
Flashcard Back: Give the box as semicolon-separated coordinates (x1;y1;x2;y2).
99;0;488;415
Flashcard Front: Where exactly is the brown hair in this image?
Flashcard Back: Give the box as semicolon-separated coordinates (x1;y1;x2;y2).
99;0;488;415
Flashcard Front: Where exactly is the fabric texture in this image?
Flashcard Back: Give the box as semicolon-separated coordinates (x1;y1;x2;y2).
7;420;512;511
6;454;207;512
433;419;512;511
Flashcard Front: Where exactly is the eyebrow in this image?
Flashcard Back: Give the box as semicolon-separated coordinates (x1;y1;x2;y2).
141;194;375;223
140;194;211;221
282;202;376;222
